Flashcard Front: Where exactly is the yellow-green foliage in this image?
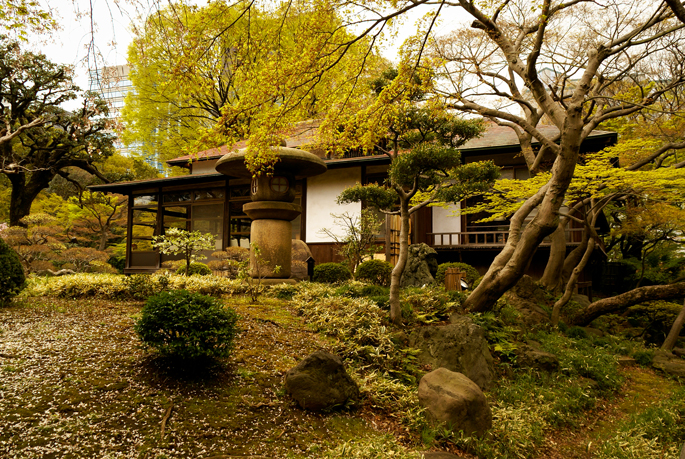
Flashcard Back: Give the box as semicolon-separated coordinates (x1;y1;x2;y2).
461;145;685;223
292;283;420;380
322;436;421;459
23;273;248;298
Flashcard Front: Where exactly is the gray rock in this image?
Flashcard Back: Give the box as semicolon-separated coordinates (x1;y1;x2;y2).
503;292;549;326
652;350;685;377
680;441;685;459
571;293;591;308
418;368;492;436
673;347;685;358
291;239;314;281
400;243;438;288
284;351;359;411
409;316;494;390
515;345;560;372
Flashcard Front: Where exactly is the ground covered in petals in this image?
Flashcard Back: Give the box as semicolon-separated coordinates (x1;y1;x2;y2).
0;297;377;458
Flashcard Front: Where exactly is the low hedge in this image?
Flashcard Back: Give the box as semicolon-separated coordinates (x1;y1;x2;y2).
313;262;352;284
23;273;249;299
355;259;393;286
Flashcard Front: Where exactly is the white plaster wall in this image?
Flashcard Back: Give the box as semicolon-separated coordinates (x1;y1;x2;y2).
192;159;219;175
306;168;362;242
432;204;462;233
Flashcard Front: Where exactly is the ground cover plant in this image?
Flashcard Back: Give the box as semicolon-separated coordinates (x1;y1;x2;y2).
1;276;684;458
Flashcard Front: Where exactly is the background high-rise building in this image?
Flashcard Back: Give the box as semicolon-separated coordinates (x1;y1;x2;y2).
88;65;163;171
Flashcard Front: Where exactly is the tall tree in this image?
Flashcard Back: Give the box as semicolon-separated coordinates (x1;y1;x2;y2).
123;0;386;165
328;63;498;324
0;39;116;226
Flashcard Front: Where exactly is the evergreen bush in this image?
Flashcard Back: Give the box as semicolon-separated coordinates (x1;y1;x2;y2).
435;262;480;287
313;262;352;284
135;290;239;360
176;262;212;276
355;259;393;286
0;236;26;305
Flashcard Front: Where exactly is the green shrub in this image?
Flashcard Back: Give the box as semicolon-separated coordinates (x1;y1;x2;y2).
361;284;388;296
269;283;298;300
107;255;126;273
124;274;157;300
176;262;212;276
0;236;26;305
135;290;239;360
565;326;589;339
313;262;352;284
435;262;480;287
355;259;393;286
632;349;654;366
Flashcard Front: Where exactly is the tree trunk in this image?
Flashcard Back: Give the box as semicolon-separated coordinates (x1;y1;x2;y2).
540;224;567;291
7;169;56;226
571;282;685;326
464;107;586;313
98;230;108;252
552;238;595;326
662;300;685;352
389;198;411;325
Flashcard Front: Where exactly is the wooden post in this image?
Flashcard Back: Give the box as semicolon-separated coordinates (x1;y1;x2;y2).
445;268;464;292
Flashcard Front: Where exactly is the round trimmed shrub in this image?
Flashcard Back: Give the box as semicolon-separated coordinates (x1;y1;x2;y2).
176;262;212;276
0;236;26;304
355;259;393;286
135;290;239;360
312;262;352;284
435;262;480;287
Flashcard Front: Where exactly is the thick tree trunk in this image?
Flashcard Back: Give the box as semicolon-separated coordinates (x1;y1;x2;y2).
662;300;685;352
7;169;56;226
98;232;108;252
389;199;411;325
571;282;685;326
540;224;567;291
552;238;595;326
465;108;585;313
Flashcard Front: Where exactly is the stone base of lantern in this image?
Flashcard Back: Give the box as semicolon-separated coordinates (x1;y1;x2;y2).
250;219;292;278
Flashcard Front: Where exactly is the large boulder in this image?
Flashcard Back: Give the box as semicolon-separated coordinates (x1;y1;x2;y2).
652;350;685;378
291;239;314;281
400;243;438;288
408;316;494;390
418;368;492;436
515;345;560;372
284;351;359;411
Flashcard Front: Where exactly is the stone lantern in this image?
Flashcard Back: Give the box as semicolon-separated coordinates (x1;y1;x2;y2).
215;147;327;280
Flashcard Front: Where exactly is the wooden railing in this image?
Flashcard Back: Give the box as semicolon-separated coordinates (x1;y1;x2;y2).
427;227;585;248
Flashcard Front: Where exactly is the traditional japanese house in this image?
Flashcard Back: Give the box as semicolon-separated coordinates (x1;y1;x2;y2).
90;121;616;276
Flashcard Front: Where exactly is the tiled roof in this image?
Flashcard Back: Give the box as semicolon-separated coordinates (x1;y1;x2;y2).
166;121;615;166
